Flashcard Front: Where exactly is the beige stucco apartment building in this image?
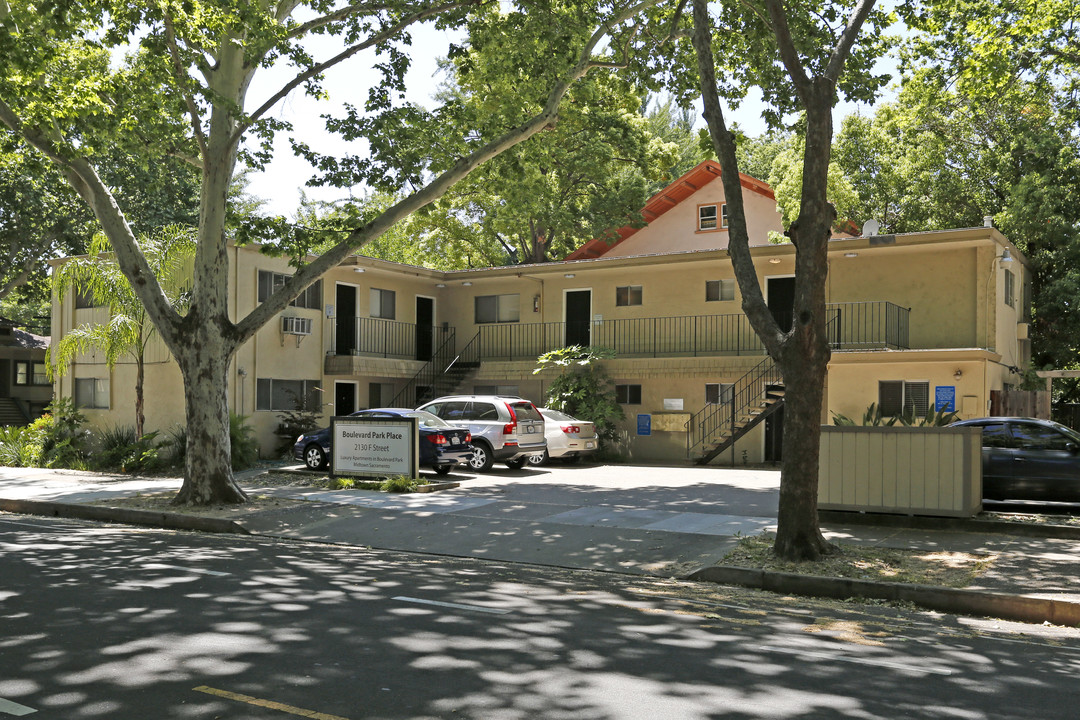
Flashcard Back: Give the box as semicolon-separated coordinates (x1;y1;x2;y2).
50;161;1031;463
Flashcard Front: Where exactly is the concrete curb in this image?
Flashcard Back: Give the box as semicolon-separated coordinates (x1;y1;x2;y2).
820;510;1080;540
688;564;1080;627
0;498;249;535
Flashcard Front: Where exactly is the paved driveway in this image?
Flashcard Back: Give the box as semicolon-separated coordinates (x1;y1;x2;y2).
245;463;783;576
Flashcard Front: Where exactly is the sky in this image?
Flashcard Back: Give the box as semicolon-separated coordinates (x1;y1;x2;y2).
242;17;900;216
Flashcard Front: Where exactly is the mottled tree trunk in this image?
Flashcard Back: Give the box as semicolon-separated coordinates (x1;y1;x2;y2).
171;322;246;505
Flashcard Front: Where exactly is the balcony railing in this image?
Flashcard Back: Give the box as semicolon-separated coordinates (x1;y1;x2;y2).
334;317;435;360
468;302;909;362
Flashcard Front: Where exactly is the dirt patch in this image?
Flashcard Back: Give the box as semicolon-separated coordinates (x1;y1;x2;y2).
89;491;310;519
723;535;997;588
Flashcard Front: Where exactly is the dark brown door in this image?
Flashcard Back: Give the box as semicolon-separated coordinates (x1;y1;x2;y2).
415;296;434;361
565;290;591;347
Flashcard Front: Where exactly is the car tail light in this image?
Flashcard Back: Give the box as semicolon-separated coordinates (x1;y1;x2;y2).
464;432;472;443
561;425;580;434
428;434;448;445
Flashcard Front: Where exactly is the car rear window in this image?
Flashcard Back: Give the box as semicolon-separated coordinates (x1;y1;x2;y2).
510;402;543;422
541;409;574;422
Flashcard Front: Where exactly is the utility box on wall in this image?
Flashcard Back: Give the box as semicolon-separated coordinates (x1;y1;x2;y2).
819;426;983;518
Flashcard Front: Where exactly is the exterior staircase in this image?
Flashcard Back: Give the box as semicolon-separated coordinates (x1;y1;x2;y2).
687;354;784;465
390;330;482;408
0;397;30;426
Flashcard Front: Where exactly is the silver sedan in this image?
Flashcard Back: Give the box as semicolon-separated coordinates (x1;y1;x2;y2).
528;408;599;465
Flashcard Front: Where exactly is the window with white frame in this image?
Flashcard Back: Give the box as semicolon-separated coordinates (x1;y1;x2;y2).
698;203;728;231
706;279;736;302
475;294;520;324
878;380;930;417
616;285;642;307
257;270;322;309
368;382;396;407
706;383;734;405
74;377;109;409
615;384;642;404
369;288;396;319
1004;268;1016;308
256;378;322;412
14;361;48;386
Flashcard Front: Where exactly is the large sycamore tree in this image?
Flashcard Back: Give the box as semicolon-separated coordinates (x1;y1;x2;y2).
0;0;661;504
629;0;891;559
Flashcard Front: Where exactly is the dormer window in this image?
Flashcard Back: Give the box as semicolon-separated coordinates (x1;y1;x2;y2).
698;203;728;231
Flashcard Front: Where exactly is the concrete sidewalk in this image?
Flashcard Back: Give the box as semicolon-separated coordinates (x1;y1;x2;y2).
2;464;1079;624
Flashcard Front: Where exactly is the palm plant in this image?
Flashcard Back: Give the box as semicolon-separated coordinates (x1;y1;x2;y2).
49;226;195;437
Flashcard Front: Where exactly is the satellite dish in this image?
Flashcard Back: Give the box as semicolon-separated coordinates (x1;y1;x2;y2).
862;219;880;237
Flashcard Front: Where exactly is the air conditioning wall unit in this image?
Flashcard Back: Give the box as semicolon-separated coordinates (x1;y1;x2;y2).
281;316;313;336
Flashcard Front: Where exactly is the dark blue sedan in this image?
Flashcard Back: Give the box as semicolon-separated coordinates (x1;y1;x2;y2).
293;408;473;475
950;417;1080;502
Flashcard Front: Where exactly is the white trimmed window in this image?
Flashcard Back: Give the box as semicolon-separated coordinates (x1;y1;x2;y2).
706;383;734;405
878;380;929;417
706;279;736;302
74;377;109;409
698;203;728;231
257;270;322;309
256;378;322;412
370;288;396;319
475;294;520;324
1004;269;1016;308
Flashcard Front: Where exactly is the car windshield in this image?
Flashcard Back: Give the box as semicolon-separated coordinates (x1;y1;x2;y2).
1048;420;1080;444
541;408;575;422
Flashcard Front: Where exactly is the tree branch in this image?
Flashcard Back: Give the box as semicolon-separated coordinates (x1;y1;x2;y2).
762;0;811;100
162;8;209;159
235;0;664;341
239;0;473;139
283;2;398;41
0;97;184;349
690;0;783;354
824;0;877;82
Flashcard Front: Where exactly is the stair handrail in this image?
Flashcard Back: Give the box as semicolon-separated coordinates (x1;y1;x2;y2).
686;353;783;459
389;328;457;407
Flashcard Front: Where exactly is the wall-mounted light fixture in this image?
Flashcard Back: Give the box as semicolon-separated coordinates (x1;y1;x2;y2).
435;283;446;288
564;273;575;279
462;281;473;287
533;295;540;312
999;248;1014;267
768;257;782;264
353;267;365;273
954;369;963;381
237;367;247;377
844;252;858;258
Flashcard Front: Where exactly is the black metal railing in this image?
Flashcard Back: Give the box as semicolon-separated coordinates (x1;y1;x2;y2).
825;301;910;351
389;329;457;408
686;354;783;460
337;317;435;360
469;302;909;362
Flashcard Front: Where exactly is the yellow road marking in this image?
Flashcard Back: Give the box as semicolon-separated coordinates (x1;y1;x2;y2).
193;686;350;720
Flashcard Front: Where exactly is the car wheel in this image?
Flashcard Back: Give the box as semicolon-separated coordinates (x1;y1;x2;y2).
433;464;453;476
467;442;494;472
304;445;327;470
505;457;528;470
561;454;582;465
527;449;549;466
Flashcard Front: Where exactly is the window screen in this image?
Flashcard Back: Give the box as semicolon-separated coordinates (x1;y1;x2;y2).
475;294;519;323
706;279;735;302
256;378;321;411
370;288;396;319
616;286;642;307
698;205;717;230
706;383;734;405
258;271;322;309
878;380;929;417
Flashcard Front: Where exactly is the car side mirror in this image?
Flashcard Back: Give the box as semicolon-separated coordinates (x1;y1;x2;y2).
1067;443;1079;454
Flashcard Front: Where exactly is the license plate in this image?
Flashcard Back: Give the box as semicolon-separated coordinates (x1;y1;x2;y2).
585;441;595;449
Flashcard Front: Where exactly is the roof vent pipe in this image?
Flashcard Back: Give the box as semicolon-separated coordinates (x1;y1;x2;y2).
984;215;994;227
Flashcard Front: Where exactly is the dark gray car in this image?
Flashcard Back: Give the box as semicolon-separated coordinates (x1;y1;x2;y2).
418;395;547;472
950;417;1080;502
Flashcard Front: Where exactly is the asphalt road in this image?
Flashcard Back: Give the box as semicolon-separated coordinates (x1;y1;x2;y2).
3;513;1080;719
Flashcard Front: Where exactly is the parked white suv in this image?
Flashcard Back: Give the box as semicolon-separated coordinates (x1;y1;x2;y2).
418;395;547;471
